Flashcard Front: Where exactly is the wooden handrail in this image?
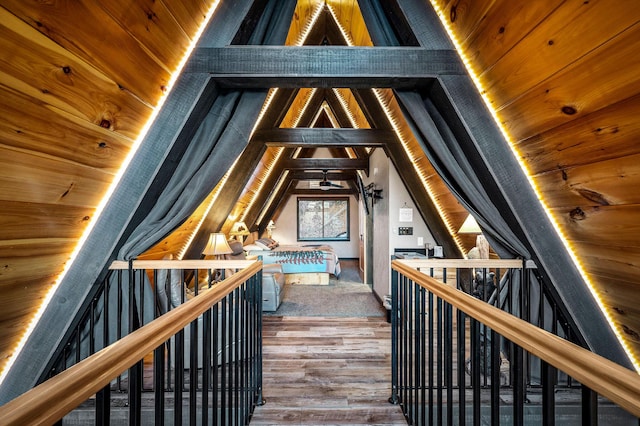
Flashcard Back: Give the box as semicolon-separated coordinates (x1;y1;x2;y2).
109;259;257;270
0;261;262;426
394;258;530;269
392;259;640;418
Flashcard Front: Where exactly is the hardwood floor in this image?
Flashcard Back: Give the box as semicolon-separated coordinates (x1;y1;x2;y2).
250;316;407;425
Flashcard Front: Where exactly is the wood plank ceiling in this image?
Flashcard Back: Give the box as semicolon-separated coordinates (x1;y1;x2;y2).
0;0;639;378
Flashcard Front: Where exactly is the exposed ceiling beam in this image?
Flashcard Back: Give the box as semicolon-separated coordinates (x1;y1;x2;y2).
289;188;356;195
252;128;393;147
281;157;369;172
289;171;356;181
0;0;263;403
352;88;459;258
185;46;462;88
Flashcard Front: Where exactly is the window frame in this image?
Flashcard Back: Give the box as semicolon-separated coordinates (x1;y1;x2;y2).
296;197;350;242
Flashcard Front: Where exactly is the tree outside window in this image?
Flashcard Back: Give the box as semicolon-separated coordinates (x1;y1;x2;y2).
297;197;349;241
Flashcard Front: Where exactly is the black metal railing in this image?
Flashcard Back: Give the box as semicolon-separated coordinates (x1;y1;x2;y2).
36;259;263;425
390;258;640;425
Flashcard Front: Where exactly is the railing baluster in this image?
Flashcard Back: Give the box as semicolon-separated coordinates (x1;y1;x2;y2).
388;259;640;426
457;308;466;426
490;328;499;426
428;289;434;425
437;296;443;425
389;268;400;405
582;385;597;426
471;318;480;426
542;359;556;426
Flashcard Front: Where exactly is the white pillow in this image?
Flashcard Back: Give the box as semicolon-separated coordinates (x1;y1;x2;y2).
243;243;267;252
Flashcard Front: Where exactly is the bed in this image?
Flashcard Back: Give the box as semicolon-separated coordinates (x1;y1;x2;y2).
244;238;341;285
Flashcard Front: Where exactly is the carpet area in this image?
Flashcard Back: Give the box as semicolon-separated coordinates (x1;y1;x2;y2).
265;260;385;318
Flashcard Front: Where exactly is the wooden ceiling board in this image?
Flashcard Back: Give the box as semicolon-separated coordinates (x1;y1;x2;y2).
518;93;640;176
582;245;640;286
499;23;640;142
0;88;133;171
535;155;640;209
480;1;640;110
0;148;114;207
0;201;95;241
99;0;191;70
0;1;172;106
456;1;564;73
556;204;640;248
0;0;208;375
0;10;151;139
2;0;640;381
162;0;211;36
430;0;498;47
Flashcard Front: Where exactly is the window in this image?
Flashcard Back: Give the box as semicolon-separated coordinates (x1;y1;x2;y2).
297;197;349;241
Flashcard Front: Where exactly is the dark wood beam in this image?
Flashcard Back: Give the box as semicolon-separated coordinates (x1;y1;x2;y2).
289;171;355;181
352;88;460;258
281;157;368;172
253;88;299;130
182;142;268;259
394;0;629;366
252;128;393;147
186;46;462;88
289;188;356;196
0;0;262;404
255;177;296;234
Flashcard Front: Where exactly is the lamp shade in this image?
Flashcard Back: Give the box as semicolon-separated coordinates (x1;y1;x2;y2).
230;221;250;236
458;214;482;234
266;220;276;229
202;232;232;256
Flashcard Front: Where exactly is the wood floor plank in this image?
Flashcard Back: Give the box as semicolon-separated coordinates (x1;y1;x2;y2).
251;316;406;425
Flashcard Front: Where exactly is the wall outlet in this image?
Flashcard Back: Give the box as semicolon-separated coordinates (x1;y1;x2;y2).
417;237;424;246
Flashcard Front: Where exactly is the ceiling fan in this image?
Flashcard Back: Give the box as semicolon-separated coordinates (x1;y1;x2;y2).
318;170;343;190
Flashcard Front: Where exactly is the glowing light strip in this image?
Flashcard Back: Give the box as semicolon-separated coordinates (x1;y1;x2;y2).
326;4;355;46
332;89;361;129
0;1;223;384
177;157;239;260
241;4;325;225
294;3;325;46
372;88;466;256
251;88;320;225
428;1;639;371
326;2;465;254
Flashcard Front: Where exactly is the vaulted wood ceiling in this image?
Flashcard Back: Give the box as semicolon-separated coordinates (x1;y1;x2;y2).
1;0;639;381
